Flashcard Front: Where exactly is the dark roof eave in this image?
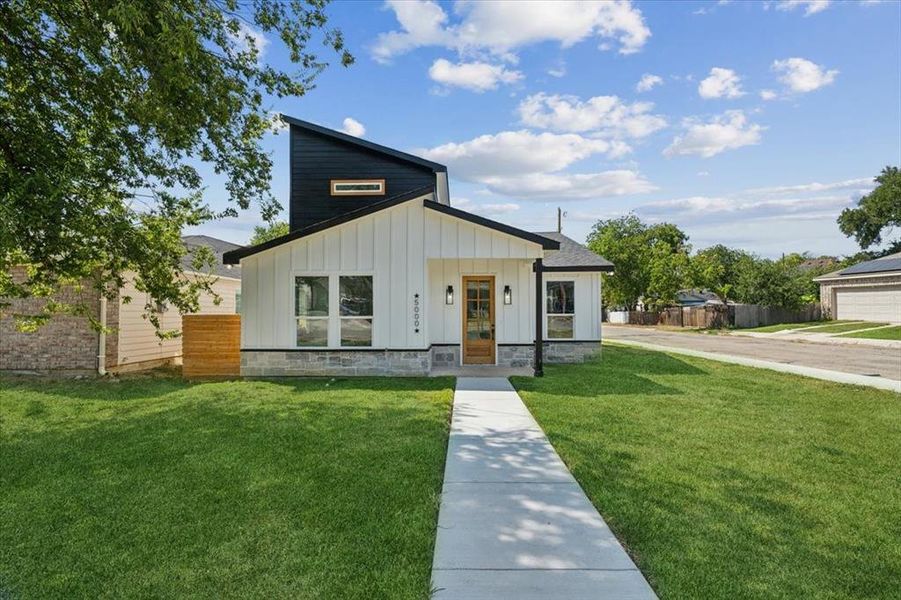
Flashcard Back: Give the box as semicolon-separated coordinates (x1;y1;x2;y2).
223;185;435;264
542;265;615;273
423;201;560;250
281;115;448;173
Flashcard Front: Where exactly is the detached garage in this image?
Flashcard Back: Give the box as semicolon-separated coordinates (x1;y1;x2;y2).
815;252;901;324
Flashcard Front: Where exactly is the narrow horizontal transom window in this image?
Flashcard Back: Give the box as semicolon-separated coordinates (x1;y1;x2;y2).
330;179;386;196
339;276;373;347
546;281;574;339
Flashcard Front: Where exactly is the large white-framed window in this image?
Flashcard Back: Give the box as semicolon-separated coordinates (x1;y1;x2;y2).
294;274;374;348
339;275;373;347
546;280;575;339
295;276;330;347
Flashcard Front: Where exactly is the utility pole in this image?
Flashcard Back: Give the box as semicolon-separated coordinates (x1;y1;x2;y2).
557;207;566;233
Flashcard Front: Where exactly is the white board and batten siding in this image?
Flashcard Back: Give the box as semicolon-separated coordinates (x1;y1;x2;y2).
240;195;549;350
544;272;602;341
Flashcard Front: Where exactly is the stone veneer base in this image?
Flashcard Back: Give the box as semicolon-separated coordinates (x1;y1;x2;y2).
241;341;601;377
241;349;431;377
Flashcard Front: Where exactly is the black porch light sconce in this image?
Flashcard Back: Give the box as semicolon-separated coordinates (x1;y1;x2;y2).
503;285;512;305
445;285;454;305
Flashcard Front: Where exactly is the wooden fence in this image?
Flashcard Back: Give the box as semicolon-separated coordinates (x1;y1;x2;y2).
182;314;241;377
625;303;821;329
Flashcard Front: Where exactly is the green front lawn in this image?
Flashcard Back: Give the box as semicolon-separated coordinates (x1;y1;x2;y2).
0;375;453;599
839;325;901;340
513;346;900;599
741;320;834;333
802;321;888;334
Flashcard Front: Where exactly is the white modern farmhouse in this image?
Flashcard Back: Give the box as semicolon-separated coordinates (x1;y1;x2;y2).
223;116;613;376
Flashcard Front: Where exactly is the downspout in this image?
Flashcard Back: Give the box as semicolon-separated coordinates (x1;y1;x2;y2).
533;258;544;377
97;296;107;376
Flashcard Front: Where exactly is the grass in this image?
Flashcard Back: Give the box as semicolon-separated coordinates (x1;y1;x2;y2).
512;346;901;600
801;321;888;334
0;374;454;599
839;325;901;340
740;320;836;333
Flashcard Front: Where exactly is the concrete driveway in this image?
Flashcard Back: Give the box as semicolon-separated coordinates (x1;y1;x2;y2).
604;325;901;382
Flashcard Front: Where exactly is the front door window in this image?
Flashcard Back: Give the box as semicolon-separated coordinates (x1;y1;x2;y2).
462;276;495;364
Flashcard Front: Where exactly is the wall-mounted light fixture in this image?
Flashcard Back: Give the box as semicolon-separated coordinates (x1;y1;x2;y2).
445;285;454;305
503;285;512;305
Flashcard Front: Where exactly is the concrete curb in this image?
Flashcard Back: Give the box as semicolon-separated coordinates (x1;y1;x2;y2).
606;339;901;393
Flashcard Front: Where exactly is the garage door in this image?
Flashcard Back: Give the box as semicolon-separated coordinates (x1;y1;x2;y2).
835;286;901;323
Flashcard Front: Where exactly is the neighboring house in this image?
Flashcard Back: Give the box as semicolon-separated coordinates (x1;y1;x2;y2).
799;256;837;272
635;289;723;311
814;252;901;323
224;116;614;377
0;236;241;375
676;289;725;306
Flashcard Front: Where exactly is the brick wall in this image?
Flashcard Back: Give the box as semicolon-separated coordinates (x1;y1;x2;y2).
0;267;105;374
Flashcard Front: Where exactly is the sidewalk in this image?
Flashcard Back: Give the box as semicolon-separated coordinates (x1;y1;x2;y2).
430;377;656;599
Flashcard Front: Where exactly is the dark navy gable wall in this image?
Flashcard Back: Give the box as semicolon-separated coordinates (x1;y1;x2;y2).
289;125;436;231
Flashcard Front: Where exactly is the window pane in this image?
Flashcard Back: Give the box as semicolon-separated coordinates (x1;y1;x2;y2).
341;318;372;346
336;183;381;192
297;318;328;346
547;316;574;339
296;277;329;317
339;276;373;316
546;281;575;314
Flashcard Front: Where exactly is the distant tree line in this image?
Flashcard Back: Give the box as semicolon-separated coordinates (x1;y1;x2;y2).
588;166;899;312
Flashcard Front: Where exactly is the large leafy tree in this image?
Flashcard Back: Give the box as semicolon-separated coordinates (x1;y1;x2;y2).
0;0;351;331
249;220;290;245
690;244;753;303
586;215;690;310
838;166;901;250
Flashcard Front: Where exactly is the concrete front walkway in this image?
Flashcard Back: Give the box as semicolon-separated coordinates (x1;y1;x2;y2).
431;377;656;599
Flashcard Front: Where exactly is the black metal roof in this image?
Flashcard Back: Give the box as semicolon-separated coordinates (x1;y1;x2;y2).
535;232;614;272
838;252;901;276
280;115;447;173
182;235;241;278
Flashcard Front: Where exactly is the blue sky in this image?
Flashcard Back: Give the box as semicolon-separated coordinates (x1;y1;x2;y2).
188;0;901;258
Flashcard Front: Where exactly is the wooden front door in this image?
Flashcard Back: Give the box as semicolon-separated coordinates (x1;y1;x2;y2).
462;276;496;364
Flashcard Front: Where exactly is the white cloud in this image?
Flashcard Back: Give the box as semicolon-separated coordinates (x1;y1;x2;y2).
664;110;763;158
759;89;778;101
775;1;831;16
419;130;626;179
636;73;663;92
517;93;666;138
454;198;521;215
372;0;651;63
419;130;654;199
428;58;523;92
548;61;567;78
482;170;657;199
698;67;745;99
340;117;366;137
743;177;872;195
772;57;838;93
228;22;270;62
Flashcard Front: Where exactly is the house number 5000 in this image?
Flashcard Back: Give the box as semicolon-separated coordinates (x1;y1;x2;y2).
413;293;421;333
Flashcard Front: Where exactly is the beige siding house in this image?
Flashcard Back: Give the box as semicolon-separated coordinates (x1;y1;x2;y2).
1;235;241;375
814;251;901;323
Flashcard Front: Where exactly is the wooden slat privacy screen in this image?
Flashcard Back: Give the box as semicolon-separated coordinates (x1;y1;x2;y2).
182;315;241;377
